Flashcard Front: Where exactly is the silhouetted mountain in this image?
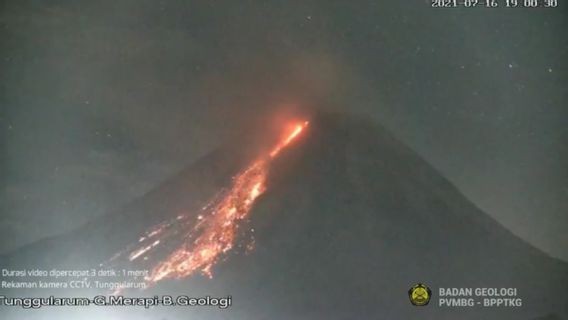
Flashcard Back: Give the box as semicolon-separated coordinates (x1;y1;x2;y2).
2;112;566;320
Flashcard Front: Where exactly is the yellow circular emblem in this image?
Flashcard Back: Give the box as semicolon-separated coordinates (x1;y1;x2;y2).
408;283;432;306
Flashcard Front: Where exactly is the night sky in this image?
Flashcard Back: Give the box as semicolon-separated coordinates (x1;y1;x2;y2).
1;1;566;260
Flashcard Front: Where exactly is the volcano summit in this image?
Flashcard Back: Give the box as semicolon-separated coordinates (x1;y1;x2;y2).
2;112;567;320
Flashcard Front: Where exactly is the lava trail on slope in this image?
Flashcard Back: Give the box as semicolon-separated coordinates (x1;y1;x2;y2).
108;121;309;288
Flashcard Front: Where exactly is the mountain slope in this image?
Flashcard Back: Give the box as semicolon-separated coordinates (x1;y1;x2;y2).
218;112;568;319
2;111;566;320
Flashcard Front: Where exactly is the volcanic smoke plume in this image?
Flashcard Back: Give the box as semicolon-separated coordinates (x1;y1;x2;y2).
2;112;567;320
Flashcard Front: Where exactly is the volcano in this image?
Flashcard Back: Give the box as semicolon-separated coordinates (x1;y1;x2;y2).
2;112;567;320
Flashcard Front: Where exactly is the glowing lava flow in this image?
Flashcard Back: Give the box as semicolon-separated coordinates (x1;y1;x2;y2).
119;121;309;287
270;121;309;158
146;160;267;283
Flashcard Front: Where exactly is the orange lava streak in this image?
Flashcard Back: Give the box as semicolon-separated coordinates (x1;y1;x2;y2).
126;121;309;286
269;121;309;158
146;161;267;283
